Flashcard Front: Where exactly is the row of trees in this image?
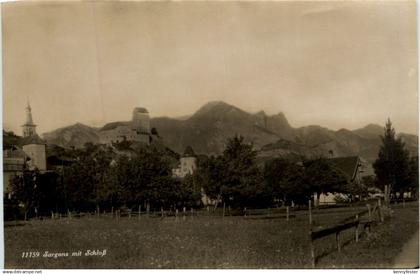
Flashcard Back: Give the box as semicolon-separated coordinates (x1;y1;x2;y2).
196;135;366;208
7;145;201;219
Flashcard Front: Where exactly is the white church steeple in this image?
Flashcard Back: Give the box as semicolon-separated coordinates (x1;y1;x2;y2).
22;100;37;137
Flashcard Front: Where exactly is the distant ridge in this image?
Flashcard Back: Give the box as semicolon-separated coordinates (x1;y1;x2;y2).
42;123;100;148
39;101;418;163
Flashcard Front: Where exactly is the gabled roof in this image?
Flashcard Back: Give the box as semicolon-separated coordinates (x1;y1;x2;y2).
327;156;360;181
100;121;131;131
183;146;196;157
3;145;28;159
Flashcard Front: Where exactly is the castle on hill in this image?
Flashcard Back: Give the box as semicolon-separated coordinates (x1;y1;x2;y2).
99;107;152;145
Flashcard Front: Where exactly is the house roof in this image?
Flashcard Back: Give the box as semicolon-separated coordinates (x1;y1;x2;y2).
183;146;196;157
3;145;28;159
327;156;360;181
133;107;149;114
47;155;75;166
100;121;131;131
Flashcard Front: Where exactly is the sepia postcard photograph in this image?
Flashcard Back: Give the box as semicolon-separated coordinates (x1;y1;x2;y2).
1;0;419;269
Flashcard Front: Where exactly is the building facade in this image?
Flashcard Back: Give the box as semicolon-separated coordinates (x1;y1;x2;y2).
99;107;151;145
3;146;28;198
22;142;47;171
3;103;47;197
172;146;198;178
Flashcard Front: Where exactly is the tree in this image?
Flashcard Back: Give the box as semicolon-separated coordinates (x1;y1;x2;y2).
62;144;115;212
199;155;225;206
373;119;411;201
407;156;419;198
179;173;203;207
109;146;179;209
10;169;40;220
199;135;264;208
342;180;369;202
303;157;347;206
218;135;264;208
263;158;308;206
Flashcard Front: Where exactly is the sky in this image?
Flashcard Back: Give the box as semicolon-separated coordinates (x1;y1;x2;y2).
2;1;418;135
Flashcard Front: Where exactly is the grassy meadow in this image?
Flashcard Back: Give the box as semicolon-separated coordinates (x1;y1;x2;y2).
5;202;419;269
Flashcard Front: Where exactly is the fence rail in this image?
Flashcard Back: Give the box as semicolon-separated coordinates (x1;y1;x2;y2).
310;220;359;241
308;199;393;267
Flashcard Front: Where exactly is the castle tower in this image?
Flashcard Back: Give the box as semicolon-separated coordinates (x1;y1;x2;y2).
131;107;150;134
22;101;37;137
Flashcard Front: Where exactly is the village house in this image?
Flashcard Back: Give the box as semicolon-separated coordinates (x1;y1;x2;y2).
314;156;368;205
3;146;28;198
172;146;198;178
3;102;48;197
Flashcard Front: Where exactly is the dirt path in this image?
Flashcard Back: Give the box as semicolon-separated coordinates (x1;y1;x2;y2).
393;230;419;268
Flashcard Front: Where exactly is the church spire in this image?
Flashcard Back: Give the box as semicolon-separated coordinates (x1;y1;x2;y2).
22;100;37;137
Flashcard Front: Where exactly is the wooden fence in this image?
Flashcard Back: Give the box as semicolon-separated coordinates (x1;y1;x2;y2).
42;204;300;222
308;199;390;267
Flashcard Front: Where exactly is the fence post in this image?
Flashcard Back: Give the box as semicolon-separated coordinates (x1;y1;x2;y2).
355;214;359;243
97;205;100;218
244;207;247;217
176;209;178;220
138;205;141;220
309;229;315;267
146;203;150;218
378;206;383;222
309;200;312;226
223;202;226;219
377;200;384;223
161;207;164;218
286;206;290;221
51;211;54;219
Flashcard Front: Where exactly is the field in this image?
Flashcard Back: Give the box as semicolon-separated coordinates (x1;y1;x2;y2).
5;202;419;269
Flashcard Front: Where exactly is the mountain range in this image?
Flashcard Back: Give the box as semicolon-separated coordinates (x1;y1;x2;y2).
41;101;418;163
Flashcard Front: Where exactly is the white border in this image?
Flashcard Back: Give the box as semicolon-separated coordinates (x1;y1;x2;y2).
0;0;418;272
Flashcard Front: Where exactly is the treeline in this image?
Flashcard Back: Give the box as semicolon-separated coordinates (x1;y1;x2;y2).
195;136;369;208
5;120;418;220
6;144;201;220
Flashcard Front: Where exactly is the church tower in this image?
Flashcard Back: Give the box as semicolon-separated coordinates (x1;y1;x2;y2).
22;101;37;137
